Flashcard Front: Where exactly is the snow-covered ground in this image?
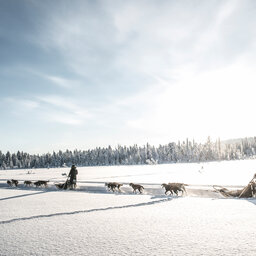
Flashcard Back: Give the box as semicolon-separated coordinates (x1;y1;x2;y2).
1;159;256;255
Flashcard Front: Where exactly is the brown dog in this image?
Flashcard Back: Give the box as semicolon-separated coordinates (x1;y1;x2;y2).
105;182;123;192
129;183;144;194
161;183;174;195
162;183;187;196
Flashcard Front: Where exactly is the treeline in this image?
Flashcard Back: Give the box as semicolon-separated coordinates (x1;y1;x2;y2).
1;137;256;169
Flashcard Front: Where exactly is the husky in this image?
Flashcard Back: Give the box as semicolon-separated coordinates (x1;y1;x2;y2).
129;183;144;194
34;180;49;187
24;180;33;186
105;182;123;192
11;179;19;187
162;183;187;196
55;183;65;189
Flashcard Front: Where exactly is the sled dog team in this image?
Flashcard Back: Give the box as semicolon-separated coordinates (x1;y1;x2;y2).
105;182;146;194
6;163;187;195
105;182;187;196
7;165;78;190
6;179;187;196
7;179;49;187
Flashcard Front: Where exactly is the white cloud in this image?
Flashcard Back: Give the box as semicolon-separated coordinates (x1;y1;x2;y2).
29;0;255;86
5;98;39;110
44;75;80;89
46;112;84;126
5;95;92;126
37;95;92;124
37;95;78;111
20;100;40;109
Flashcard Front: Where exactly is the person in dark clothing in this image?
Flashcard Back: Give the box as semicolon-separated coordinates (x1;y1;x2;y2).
68;164;78;189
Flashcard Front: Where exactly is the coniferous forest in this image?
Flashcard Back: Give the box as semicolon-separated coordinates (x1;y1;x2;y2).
1;137;256;169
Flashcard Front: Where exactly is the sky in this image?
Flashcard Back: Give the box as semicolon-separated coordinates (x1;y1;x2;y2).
1;0;256;154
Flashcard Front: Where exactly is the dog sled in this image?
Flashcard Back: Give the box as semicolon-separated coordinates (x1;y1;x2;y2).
55;177;77;190
213;174;256;198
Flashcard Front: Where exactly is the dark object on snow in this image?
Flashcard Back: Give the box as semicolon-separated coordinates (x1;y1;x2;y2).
162;183;187;196
162;183;173;195
213;186;244;197
129;183;144;194
55;183;66;189
24;180;33;186
34;181;41;187
67;165;78;189
213;185;256;198
11;179;19;187
63;178;74;190
105;182;123;192
238;174;256;198
34;180;49;187
56;179;77;190
213;174;256;198
6;179;18;187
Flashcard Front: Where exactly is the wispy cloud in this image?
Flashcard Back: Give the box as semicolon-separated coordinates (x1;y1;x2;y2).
44;75;80;89
27;68;81;89
45;112;84;126
37;95;79;111
28;0;252;93
5;98;39;110
37;95;92;125
5;94;92;126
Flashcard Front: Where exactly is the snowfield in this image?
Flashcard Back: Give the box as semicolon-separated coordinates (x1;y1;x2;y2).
1;159;256;255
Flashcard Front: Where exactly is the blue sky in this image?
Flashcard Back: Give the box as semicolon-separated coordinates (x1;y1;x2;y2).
1;0;256;153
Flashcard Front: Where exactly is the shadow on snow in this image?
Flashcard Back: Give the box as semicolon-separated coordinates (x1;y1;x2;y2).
0;191;49;201
0;197;174;225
